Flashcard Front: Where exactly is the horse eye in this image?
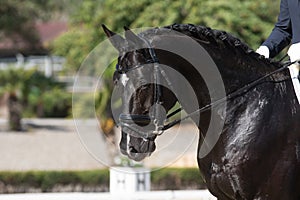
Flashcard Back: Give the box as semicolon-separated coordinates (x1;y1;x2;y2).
116;63;127;74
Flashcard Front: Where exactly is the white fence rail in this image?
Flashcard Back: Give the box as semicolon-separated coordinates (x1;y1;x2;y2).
0;190;217;200
0;55;65;77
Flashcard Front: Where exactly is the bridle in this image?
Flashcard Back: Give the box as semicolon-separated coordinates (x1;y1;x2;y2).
116;37;295;140
117;39;173;139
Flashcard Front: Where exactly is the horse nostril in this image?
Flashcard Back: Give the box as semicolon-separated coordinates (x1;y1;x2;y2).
129;146;138;153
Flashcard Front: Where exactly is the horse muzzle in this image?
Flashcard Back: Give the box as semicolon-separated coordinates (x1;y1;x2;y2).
119;129;157;162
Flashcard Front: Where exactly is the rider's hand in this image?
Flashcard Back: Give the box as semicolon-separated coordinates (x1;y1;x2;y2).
288;42;300;63
256;46;270;58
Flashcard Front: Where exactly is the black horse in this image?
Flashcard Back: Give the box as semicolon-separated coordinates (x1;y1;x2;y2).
103;24;300;199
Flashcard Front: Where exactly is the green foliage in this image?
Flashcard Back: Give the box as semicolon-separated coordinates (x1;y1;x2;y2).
26;87;71;118
0;67;71;119
0;0;67;44
40;171;79;191
52;29;95;72
0;67;29;95
53;0;280;72
42;88;71;118
76;170;109;186
133;0;279;48
95;60;116;120
72;93;95;119
151;168;206;190
0;170;109;192
0;68;35;130
0;168;205;192
22;72;71;118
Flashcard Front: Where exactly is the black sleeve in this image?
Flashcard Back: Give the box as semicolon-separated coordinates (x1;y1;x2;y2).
262;0;292;58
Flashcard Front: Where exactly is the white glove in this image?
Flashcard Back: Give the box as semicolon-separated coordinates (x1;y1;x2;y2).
256;46;270;58
288;42;300;104
288;42;300;62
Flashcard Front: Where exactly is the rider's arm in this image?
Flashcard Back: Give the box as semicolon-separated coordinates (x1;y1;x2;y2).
262;0;292;58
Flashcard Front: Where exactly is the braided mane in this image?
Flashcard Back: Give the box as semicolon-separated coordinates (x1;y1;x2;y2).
140;23;283;70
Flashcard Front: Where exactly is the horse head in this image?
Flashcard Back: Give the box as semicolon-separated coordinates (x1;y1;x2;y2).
102;25;177;161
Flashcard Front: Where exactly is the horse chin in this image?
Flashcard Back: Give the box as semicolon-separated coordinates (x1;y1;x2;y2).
120;147;152;162
127;152;151;162
120;130;156;162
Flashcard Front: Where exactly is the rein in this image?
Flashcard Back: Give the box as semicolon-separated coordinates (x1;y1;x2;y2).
117;40;295;138
162;59;295;130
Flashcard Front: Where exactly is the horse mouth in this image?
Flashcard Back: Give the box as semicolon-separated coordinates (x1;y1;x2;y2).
120;146;152;161
128;150;152;162
120;131;156;162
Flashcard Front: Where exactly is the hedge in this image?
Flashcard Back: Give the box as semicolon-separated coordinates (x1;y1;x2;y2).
151;168;206;190
0;168;206;193
0;170;109;193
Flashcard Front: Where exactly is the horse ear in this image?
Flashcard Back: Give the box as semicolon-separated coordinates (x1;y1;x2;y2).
124;26;144;46
102;24;126;52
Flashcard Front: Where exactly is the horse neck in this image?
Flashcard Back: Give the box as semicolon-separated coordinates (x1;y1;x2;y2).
201;41;282;93
154;36;290;133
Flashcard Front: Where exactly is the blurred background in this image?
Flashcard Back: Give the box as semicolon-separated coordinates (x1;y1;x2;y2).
0;0;280;195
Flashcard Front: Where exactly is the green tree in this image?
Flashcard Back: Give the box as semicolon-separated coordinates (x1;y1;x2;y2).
0;0;67;45
0;68;70;131
53;0;280;72
23;72;71;118
0;68;33;131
